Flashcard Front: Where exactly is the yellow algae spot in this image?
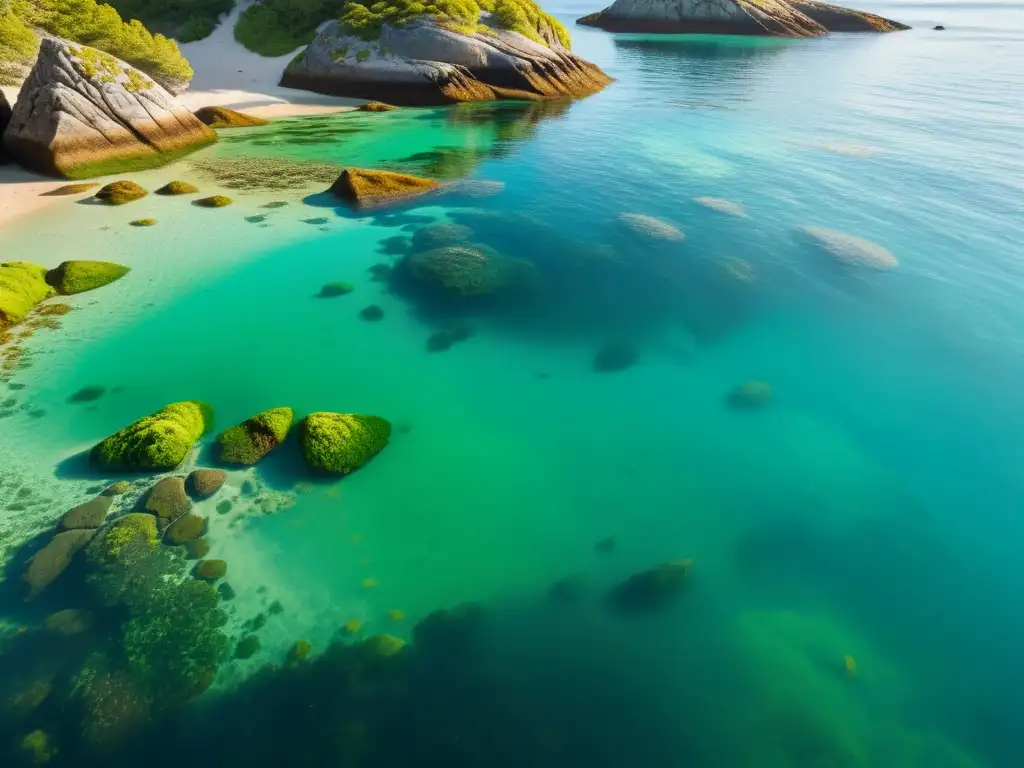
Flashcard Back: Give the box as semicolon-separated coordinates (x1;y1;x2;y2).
360;556;373;566
351;534;363;543
843;654;857;678
361;577;378;589
388;610;405;622
343;619;363;634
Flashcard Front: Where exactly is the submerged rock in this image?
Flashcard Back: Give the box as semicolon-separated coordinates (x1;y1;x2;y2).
593;338;639;372
357;101;398;112
281;17;610;106
427;323;474;352
727;380;772;409
406;244;536;297
217;407;294;465
166;513;207;544
606;559;692;613
411;222;473;252
44;608;93;636
144;476;192;520
91;401;213;470
317;282;354;298
330;167;440;210
45;261;130;295
187;469;226;499
60;494;113;530
24;529;95;598
801;226;898;269
577;0;907;35
195;559;227;581
193;106;269;128
618;213;684;241
694;196;747;217
359;304;385;321
235;634;261;659
299;412;391;474
3;39;215;178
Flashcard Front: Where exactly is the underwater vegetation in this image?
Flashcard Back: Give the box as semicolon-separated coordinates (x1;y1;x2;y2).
298;412;391;474
91;401;213;470
217;407;294;466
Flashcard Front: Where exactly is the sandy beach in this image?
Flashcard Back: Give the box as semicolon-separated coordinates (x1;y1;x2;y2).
0;5;359;230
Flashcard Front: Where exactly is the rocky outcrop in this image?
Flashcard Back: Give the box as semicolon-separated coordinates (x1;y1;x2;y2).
577;0;907;35
193;106;268;128
281;18;611;106
24;529;95;598
330;168;440;209
2;38;215;179
299;412;392;474
0;90;11;164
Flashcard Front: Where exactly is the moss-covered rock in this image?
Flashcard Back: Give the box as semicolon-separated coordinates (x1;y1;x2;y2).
193;195;233;208
143;476;192;520
91;401;213;470
317;282;354;298
60;494;113;530
299;412;391;474
166;513;207;544
95;180;148;205
217;407;293;465
406;244;536;297
187;468;226;498
129;218;157;227
606;559;692;614
44;183;100;196
359;304;384;321
287;639;312;665
411;222;473;252
194;558;227;581
0;262;55;328
87;513;159;565
184;538;211;559
329;168;440;210
103;480;132;496
194;106;269;128
154;180;199;195
357;101;398;112
45;261;130;295
44;608;93;636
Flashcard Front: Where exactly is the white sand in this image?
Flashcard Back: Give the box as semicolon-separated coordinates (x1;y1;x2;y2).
0;6;361;228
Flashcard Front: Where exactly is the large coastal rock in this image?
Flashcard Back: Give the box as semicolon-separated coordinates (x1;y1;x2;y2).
0;90;11;164
577;0;907;35
281;18;611;106
2;39;215;179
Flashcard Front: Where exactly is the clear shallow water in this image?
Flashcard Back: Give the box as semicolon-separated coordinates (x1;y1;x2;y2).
2;3;1024;765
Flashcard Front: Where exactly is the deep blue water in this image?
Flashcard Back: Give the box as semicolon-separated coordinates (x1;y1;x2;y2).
2;2;1024;765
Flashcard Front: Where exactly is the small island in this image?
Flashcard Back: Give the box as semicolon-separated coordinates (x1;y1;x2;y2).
577;0;908;35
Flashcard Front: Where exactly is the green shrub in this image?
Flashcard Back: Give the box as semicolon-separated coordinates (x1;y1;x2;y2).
106;0;234;42
235;0;349;56
0;2;39;86
337;0;570;47
10;0;194;85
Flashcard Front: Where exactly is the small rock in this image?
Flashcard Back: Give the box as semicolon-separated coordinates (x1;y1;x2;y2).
183;538;211;559
426;323;474;353
933;24;945;30
359;305;384;322
129;218;157;227
44;609;93;636
216;500;233;515
595;537;616;554
103;481;131;496
606;559;692;614
60;495;112;530
619;213;684;241
594;339;639;373
194;559;227;581
187;469;226;499
217;582;236;601
260;201;288;209
193;195;233;208
234;634;261;659
144;476;191;519
302;217;329;225
166;513;207;544
316;282;353;298
694;196;746;217
268;600;283;615
727;381;772;409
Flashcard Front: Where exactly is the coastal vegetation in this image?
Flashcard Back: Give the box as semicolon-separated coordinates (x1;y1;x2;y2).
0;0;193;86
106;0;235;42
234;0;570;56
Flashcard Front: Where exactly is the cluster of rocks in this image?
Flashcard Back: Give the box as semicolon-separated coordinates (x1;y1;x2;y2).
0;260;130;331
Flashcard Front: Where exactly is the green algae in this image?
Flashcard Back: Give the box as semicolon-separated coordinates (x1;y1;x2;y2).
298;412;391;474
91;400;213;470
217;407;294;465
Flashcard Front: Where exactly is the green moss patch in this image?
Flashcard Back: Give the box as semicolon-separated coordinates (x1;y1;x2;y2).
217;406;294;465
95;180;147;205
193;195;233;208
299;412;391;474
194;106;269;128
45;261;130;295
0;263;55;328
130;218;157;227
91;400;213;470
155;180;199;195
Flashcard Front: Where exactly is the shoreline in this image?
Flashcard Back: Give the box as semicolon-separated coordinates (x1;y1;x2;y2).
0;88;357;230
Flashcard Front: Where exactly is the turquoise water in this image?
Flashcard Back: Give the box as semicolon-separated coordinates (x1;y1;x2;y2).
2;3;1024;765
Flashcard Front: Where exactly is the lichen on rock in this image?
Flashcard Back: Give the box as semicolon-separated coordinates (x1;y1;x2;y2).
299;412;391;474
330;167;440;209
2;39;215;179
193;106;269;128
45;261;130;295
91;401;213;470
